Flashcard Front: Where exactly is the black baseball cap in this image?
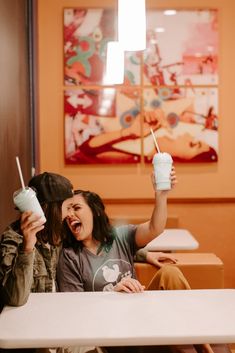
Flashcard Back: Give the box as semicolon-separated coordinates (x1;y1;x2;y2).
28;172;73;203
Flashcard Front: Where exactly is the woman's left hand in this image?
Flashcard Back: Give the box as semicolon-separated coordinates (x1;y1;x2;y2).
114;277;145;293
152;165;178;193
170;165;178;189
146;251;178;268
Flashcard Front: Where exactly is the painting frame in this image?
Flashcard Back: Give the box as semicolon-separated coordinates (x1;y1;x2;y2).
63;8;219;164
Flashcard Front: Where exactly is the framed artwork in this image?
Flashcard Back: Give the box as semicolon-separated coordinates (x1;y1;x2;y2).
64;8;218;164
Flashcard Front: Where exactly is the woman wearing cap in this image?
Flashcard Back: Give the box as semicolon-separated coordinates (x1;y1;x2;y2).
0;172;73;309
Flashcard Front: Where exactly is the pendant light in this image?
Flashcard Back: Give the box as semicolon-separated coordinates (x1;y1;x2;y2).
118;0;146;51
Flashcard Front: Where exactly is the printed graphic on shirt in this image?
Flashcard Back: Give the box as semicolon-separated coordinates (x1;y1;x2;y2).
92;259;133;291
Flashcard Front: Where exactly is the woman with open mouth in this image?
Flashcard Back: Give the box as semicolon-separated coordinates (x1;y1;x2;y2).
57;168;189;294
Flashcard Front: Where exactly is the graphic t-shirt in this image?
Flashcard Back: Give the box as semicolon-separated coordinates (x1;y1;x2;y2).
57;225;138;292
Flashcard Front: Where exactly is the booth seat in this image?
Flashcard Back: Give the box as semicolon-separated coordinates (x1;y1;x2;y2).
134;253;224;289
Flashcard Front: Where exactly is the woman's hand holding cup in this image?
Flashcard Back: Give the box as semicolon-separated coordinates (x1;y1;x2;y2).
20;211;45;253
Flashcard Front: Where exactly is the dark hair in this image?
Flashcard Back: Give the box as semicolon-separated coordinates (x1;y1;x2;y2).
26;172;73;246
63;190;114;250
28;172;73;203
37;201;64;246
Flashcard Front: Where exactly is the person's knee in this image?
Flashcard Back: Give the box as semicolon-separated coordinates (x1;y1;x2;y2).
158;264;182;278
157;265;190;290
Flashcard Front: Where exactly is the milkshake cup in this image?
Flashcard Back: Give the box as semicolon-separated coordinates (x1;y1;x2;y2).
13;187;46;223
152;152;173;191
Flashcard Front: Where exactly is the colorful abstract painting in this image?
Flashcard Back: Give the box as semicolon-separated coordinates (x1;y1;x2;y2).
64;8;218;164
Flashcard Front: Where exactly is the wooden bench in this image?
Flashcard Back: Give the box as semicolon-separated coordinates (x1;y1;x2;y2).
134;252;224;289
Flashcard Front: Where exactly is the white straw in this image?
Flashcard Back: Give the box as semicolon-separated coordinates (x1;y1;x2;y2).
150;128;161;153
15;156;25;189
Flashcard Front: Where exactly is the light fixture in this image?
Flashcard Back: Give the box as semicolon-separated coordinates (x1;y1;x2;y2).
118;0;146;51
104;41;124;85
155;27;165;33
164;9;177;16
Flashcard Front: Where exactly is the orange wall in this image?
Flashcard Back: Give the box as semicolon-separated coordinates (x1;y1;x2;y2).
37;0;235;288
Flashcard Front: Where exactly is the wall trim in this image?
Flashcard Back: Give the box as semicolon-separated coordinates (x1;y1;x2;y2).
103;198;235;204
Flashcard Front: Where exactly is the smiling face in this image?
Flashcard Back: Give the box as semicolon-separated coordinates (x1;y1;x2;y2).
66;194;94;242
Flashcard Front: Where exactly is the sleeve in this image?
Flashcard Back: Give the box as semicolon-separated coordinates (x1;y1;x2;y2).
0;226;34;306
116;225;148;263
56;248;85;292
115;224;138;256
134;248;148;262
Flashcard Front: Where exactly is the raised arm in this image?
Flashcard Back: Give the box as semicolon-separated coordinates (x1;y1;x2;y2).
134;167;177;248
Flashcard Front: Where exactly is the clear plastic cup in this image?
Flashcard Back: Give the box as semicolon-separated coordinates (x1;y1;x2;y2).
152;152;173;190
13;187;46;223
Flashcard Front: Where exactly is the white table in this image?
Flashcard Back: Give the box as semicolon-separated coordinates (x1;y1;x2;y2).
0;290;235;349
144;229;199;251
